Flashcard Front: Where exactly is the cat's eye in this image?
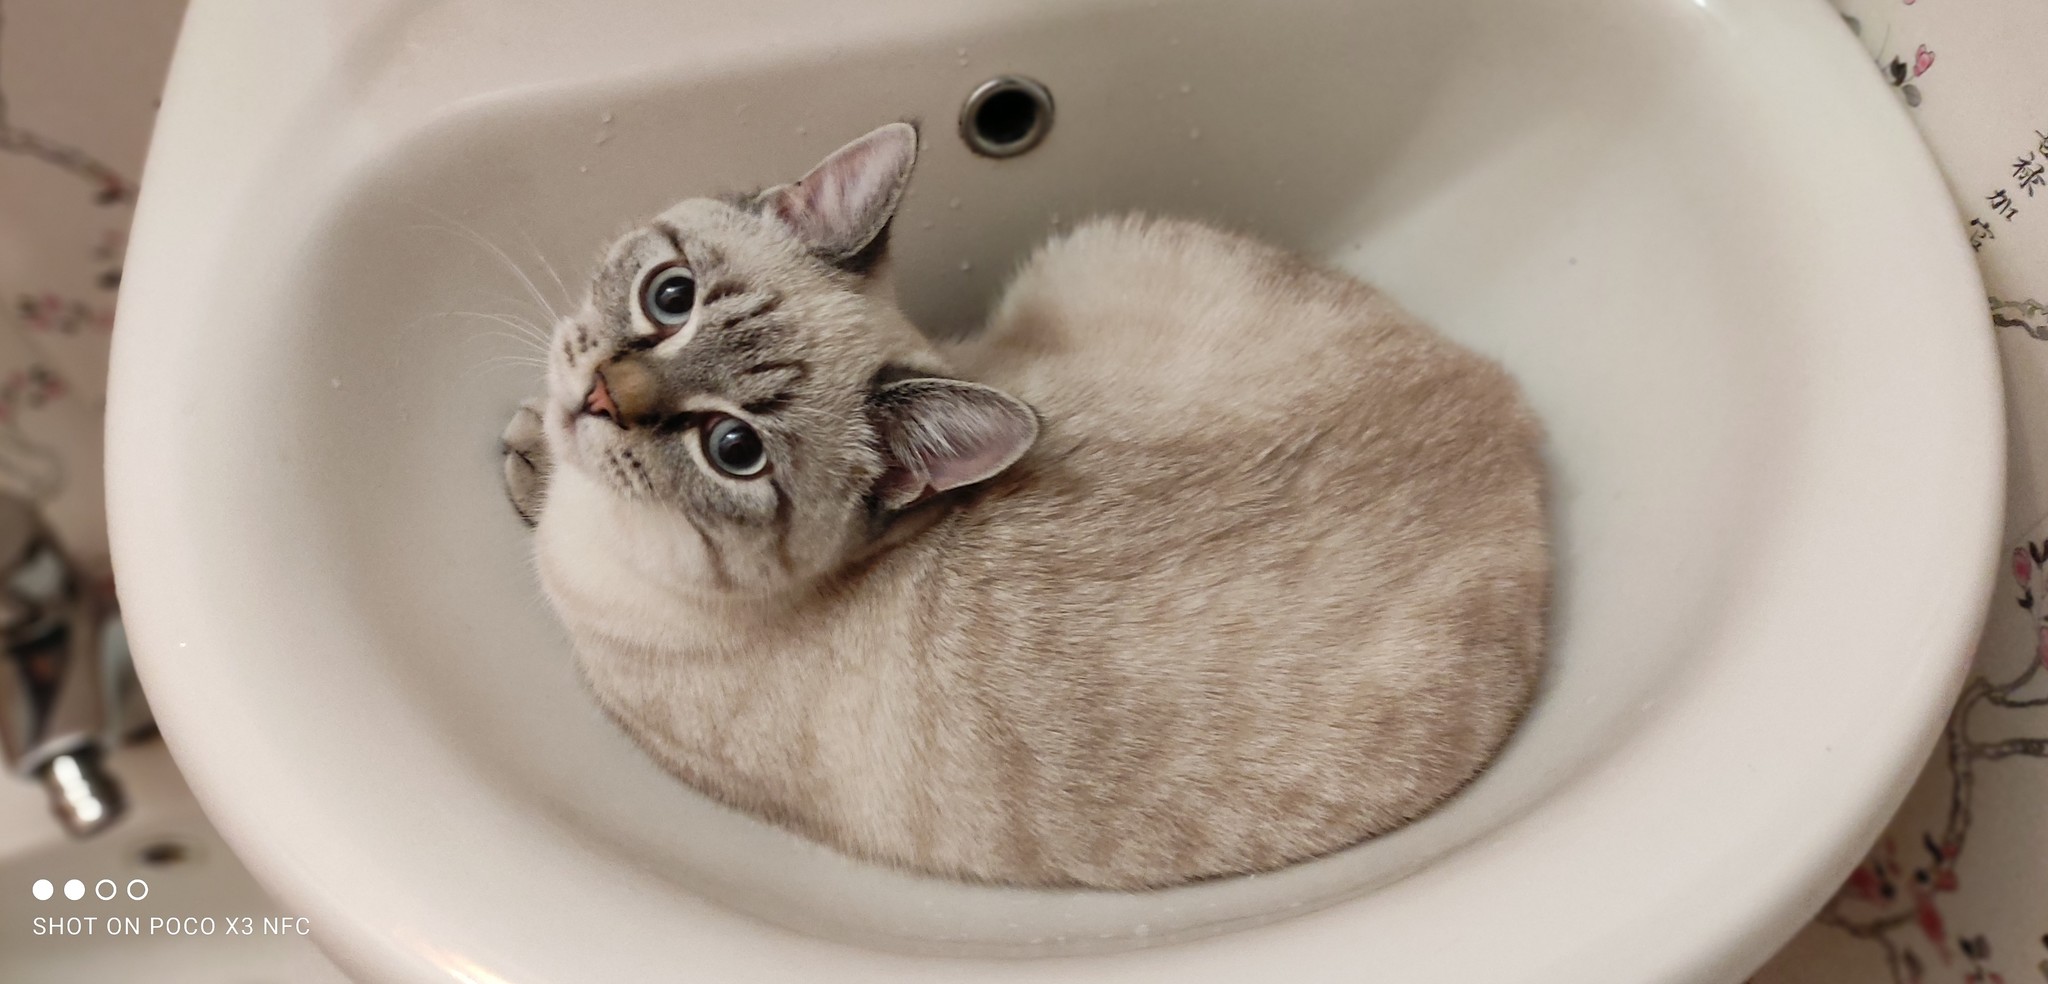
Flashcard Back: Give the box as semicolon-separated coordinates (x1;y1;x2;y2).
639;263;697;331
702;414;768;478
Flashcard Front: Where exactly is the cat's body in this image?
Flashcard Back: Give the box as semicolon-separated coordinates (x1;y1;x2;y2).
505;124;1547;890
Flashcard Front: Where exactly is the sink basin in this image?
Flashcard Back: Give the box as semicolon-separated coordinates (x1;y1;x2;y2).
107;0;2002;981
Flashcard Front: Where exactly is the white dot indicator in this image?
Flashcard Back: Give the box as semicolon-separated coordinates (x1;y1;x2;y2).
31;879;52;901
63;879;83;901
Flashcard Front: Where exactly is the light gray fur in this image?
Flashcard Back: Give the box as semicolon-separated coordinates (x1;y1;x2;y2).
502;123;1549;890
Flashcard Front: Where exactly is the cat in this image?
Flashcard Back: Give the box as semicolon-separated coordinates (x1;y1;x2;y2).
500;121;1549;890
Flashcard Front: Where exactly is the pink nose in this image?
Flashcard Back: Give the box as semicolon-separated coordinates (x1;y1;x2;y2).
584;370;619;421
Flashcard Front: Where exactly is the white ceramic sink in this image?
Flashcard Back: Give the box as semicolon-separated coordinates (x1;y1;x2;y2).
107;1;2002;981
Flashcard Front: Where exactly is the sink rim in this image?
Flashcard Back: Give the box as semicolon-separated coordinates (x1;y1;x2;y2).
105;0;2004;981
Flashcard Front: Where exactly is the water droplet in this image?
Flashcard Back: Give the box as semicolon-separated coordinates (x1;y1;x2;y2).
947;198;962;209
1188;127;1202;140
329;377;342;389
1273;177;1287;187
919;220;934;230
1189;177;1203;188
958;260;974;272
1048;212;1061;225
594;133;611;146
956;46;967;56
599;111;613;124
957;57;969;67
1178;82;1193;94
796;125;808;136
577;165;588;173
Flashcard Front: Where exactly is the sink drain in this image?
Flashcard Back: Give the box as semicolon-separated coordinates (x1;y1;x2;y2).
960;76;1053;158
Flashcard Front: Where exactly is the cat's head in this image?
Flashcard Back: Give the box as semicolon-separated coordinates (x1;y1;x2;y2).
541;123;1039;595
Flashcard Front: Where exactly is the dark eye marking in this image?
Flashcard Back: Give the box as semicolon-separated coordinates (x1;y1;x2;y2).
741;391;797;416
719;324;778;355
652;409;705;437
712;291;782;333
700;280;743;307
690;241;726;270
741;359;810;382
653;221;686;254
770;476;795;573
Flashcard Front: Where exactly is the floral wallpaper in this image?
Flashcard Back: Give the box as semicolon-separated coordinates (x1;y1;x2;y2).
0;0;183;576
1755;1;2048;982
2;0;2045;981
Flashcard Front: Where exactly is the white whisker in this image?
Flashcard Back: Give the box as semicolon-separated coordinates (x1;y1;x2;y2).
463;355;551;380
449;312;551;347
403;309;554;350
407;208;563;323
466;329;549;353
519;227;576;313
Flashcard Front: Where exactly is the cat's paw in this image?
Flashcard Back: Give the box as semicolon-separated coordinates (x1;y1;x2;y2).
501;400;552;528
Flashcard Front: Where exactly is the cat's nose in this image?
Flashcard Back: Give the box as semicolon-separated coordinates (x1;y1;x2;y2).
583;370;619;423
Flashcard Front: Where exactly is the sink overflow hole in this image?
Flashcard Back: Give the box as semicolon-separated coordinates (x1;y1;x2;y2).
961;76;1053;158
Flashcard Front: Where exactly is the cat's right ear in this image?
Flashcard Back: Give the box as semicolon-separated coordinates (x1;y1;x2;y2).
761;122;918;269
869;378;1039;512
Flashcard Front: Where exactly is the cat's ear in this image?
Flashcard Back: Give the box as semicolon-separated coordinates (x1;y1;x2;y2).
869;378;1039;511
762;122;918;269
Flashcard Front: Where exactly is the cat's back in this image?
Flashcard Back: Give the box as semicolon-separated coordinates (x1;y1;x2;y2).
953;214;1443;417
949;213;1542;563
889;215;1549;887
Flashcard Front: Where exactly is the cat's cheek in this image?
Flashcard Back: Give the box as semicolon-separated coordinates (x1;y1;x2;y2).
553;413;614;474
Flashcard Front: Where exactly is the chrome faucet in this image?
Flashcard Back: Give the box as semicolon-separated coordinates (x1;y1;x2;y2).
0;494;125;836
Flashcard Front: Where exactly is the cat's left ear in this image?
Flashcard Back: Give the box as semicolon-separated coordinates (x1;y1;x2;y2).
869;378;1039;511
763;122;918;268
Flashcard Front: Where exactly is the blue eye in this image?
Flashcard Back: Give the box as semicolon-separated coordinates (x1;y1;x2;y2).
703;414;767;478
639;263;696;330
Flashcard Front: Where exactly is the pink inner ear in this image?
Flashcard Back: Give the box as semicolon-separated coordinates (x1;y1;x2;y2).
903;391;1037;494
921;434;1030;492
879;381;1038;509
774;125;915;254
